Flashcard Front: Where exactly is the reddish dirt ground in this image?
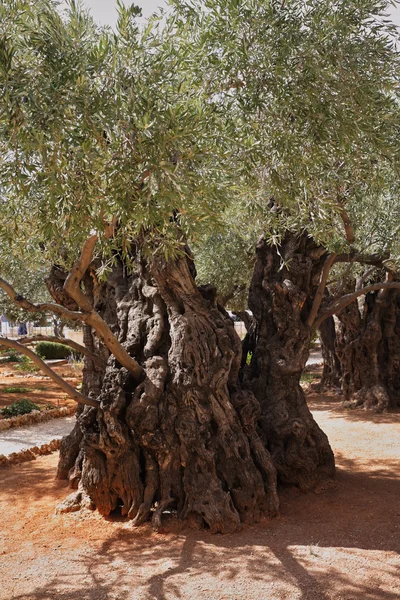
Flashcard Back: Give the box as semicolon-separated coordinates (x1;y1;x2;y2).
0;363;81;413
0;392;399;600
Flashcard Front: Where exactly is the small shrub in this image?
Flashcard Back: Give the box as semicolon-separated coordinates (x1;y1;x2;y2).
15;356;40;373
1;399;40;418
2;350;24;363
300;372;322;383
2;386;31;394
35;341;77;360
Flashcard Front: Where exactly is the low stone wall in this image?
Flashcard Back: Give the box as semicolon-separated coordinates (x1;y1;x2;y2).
0;438;62;467
0;405;76;431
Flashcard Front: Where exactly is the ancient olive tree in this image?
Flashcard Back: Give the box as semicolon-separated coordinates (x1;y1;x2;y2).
187;0;400;424
1;0;400;533
0;0;281;532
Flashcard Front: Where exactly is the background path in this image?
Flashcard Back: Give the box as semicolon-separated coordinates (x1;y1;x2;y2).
0;416;74;455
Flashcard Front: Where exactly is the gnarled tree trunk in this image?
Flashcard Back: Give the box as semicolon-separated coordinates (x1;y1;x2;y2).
57;253;279;533
336;287;400;411
241;233;335;492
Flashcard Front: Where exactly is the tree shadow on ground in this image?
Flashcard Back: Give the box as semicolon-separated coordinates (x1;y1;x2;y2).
0;460;69;503
9;463;400;600
3;396;399;600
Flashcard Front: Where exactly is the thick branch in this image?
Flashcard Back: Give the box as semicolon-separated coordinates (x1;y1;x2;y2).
85;312;143;380
16;335;105;369
1;257;144;381
339;206;355;244
0;277;86;321
64;234;97;312
306;253;337;328
315;281;400;328
63;235;144;382
0;338;98;408
334;252;389;266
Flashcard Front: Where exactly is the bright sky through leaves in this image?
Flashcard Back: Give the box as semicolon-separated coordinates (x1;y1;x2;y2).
77;0;400;27
76;0;167;25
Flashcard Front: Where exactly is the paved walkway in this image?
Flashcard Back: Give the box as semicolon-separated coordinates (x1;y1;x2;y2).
0;416;74;456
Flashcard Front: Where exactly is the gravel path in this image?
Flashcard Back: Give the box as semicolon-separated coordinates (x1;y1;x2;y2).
0;416;74;456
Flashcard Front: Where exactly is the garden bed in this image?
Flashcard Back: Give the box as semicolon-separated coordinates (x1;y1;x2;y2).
0;361;81;421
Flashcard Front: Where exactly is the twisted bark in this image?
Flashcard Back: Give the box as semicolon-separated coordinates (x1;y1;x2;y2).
241;232;335;492
335;285;400;411
58;254;279;533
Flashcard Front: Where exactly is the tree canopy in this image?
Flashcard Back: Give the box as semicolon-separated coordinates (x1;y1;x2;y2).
1;0;400;277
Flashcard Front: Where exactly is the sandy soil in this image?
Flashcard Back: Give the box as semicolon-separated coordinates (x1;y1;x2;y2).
0;392;399;600
0;363;81;413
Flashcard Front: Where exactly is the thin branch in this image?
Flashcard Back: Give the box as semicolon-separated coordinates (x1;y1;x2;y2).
315;281;400;328
0;338;98;408
356;266;377;291
339;207;355;244
0;277;86;322
334;252;389;266
16;335;105;369
306;253;337;328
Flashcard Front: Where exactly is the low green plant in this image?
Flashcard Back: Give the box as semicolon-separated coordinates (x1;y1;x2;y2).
1;399;40;418
14;356;40;373
2;386;31;393
1;350;24;363
35;341;77;360
300;372;322;383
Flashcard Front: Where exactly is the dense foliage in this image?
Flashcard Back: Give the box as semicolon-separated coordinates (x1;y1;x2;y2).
0;1;398;279
0;0;399;307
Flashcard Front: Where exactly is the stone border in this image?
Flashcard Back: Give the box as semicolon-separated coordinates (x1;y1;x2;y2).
0;405;76;431
0;438;62;467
